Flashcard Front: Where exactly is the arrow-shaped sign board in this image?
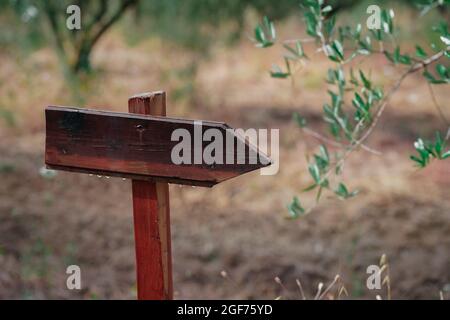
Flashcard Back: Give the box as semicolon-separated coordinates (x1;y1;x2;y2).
44;92;272;300
45;106;270;187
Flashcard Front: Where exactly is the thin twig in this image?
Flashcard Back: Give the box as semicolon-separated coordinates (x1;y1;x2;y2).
275;277;291;300
318;275;340;300
296;278;307;300
337;285;349;300
314;282;324;300
302;127;382;155
283;38;316;44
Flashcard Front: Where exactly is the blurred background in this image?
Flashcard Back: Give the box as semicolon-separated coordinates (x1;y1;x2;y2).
0;0;449;299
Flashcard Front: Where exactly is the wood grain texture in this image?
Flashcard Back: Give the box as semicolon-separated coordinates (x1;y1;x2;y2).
45;105;271;187
129;91;173;300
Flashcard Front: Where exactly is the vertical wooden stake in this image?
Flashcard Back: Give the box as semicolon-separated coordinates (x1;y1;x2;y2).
128;91;173;300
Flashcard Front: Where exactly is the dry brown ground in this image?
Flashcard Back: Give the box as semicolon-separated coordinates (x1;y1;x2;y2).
0;25;449;299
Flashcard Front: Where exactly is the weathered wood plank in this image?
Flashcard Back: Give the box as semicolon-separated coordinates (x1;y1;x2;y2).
45;105;270;187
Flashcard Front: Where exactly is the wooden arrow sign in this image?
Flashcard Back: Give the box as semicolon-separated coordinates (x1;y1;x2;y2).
45;106;270;187
44;91;271;300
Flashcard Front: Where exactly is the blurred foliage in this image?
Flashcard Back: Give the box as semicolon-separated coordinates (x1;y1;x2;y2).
125;0;449;51
123;0;302;102
0;162;15;173
0;108;15;126
0;0;447;105
0;0;301;73
123;0;299;51
1;0;446;75
1;0;138;74
0;0;45;52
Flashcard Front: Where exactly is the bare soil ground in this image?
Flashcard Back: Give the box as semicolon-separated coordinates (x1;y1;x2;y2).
0;29;449;299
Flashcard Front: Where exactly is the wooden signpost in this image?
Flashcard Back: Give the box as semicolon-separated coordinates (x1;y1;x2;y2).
45;91;271;299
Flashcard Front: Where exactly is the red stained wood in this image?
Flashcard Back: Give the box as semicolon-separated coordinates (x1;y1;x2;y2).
129;91;173;300
45;105;270;187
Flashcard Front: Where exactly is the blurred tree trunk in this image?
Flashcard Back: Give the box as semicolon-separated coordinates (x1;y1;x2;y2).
41;0;138;75
73;0;138;73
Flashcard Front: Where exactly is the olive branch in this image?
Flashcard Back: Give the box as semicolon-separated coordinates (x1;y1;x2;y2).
253;0;450;217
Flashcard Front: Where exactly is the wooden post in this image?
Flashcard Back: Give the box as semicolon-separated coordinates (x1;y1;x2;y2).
128;91;173;300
